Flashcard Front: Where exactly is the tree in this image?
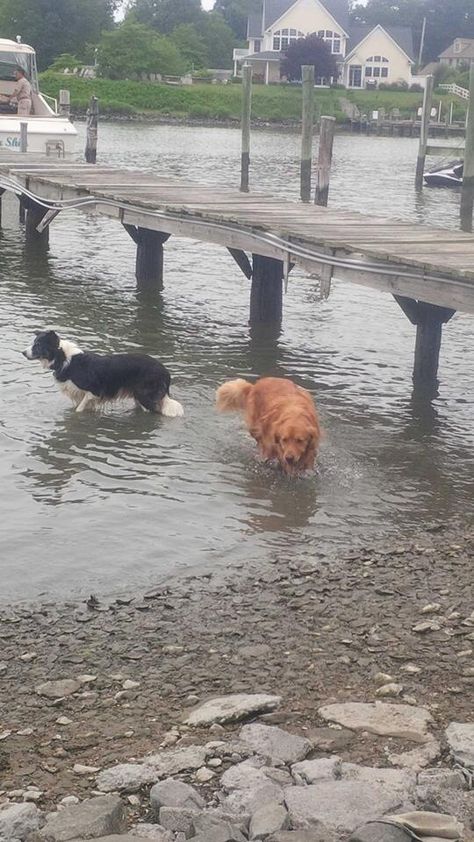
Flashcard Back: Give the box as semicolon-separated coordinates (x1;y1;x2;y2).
170;23;209;69
196;13;236;68
98;20;185;78
127;0;202;34
350;0;474;64
281;35;339;81
213;0;251;41
0;0;117;69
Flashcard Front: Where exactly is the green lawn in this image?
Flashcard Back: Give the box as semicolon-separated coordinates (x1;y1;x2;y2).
39;72;467;124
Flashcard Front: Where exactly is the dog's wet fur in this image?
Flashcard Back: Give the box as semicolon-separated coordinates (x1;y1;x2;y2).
23;330;184;416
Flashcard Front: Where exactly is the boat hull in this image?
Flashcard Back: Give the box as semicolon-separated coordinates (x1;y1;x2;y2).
0;116;77;157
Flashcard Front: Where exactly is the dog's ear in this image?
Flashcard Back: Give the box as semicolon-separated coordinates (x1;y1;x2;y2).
44;330;60;348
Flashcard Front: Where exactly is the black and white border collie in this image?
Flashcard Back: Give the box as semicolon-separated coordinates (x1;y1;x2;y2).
23;330;184;417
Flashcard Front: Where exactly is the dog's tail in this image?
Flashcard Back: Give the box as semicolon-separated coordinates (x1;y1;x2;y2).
216;379;252;413
161;394;184;418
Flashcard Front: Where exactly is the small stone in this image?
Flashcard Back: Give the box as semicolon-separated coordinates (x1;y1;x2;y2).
0;662;7;673
195;767;215;783
23;790;42;802
77;674;97;683
128;794;141;806
421;603;441;614
388;739;440;771
376;683;403;698
412;621;441;633
123;680;140;690
17;728;34;736
374;673;394;685
56;716;73;726
209;724;226;736
19;652;37;662
185;694;281;727
249;802;289;839
36;679;81;699
130;823;175;840
291;757;341;785
349;822;411;842
162;645;184;654
59;796;80;806
309;727;353;752
145;745;207;776
184;694;200;706
73;763;101;774
208;758;223;768
400;664;421;675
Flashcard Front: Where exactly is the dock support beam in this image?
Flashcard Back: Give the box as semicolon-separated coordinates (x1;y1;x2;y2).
250;254;283;324
415;74;433;190
460;63;474;232
394;295;455;395
25;199;49;245
123;224;170;288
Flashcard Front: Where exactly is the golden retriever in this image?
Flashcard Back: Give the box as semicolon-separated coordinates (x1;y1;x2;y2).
216;377;320;475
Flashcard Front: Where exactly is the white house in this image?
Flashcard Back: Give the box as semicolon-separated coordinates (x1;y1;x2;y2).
234;0;415;88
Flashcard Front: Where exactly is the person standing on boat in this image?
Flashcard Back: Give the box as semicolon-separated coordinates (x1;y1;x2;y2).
6;67;32;115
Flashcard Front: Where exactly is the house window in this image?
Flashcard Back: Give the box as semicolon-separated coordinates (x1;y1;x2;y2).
272;28;304;51
365;56;389;82
254;40;261;53
313;30;342;54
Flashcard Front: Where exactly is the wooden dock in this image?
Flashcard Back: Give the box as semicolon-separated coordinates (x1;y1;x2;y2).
1;152;474;394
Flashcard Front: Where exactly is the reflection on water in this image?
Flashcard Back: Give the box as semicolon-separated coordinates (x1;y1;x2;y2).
0;124;473;601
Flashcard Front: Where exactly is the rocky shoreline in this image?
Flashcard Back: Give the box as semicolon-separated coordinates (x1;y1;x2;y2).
0;523;473;839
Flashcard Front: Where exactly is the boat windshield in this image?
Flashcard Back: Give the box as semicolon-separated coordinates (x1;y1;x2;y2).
0;51;37;90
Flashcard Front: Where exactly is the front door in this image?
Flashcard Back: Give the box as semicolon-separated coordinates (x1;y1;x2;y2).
349;65;362;88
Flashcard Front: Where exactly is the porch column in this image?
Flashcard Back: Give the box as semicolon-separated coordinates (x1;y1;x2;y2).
265;61;270;85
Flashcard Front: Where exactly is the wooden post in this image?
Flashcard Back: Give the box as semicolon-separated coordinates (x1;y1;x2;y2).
415;74;434;189
85;96;99;164
59;89;71;118
460;63;474;232
300;64;315;203
250;254;283;324
314;116;335;207
20;122;27;153
240;65;252;192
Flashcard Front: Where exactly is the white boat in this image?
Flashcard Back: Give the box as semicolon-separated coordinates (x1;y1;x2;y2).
0;38;77;157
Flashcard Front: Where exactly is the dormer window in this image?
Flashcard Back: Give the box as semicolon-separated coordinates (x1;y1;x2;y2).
454;40;461;53
315;30;342;54
273;28;304;51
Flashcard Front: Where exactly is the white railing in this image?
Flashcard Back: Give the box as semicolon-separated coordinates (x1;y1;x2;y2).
233;48;250;61
439;83;470;100
41;92;58;114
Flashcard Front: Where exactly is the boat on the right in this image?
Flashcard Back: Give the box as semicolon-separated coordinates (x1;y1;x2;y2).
424;160;463;188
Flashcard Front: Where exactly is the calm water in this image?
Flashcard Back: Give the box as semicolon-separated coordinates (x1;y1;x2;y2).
0;124;472;602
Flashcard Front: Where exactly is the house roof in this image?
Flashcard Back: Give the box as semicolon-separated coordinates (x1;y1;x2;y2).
346;25;415;61
249;0;350;37
240;50;282;61
439;39;474;60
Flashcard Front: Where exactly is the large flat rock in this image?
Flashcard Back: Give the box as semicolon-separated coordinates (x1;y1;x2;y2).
185;694;281;726
285;778;413;836
39;795;125;841
239;724;311;766
445;722;474;766
0;803;41;840
318;702;432;743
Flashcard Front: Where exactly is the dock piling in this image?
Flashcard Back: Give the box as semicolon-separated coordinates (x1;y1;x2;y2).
300;65;315;203
85;96;99;164
394;295;455;395
123;224;170;289
460;64;474;232
314;116;335;206
59;90;71;118
250;255;283;324
415;75;434;189
24;199;49;246
240;65;252;193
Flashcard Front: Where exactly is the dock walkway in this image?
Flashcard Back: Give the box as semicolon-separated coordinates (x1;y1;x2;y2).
1;152;473;392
